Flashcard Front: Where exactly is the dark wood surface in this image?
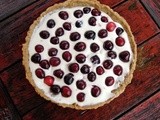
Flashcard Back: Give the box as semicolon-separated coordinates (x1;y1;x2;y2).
0;0;160;120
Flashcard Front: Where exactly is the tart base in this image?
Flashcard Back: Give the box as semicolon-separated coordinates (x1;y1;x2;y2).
22;0;137;110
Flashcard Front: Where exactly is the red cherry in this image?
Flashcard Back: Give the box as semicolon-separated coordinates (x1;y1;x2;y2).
105;77;114;86
76;80;86;90
35;45;44;53
69;63;79;73
77;92;85;102
35;68;45;79
96;66;104;75
91;86;101;97
61;86;72;97
106;22;116;32
53;69;64;79
44;76;54;86
49;57;61;66
116;37;125;46
113;65;123;76
62;51;72;62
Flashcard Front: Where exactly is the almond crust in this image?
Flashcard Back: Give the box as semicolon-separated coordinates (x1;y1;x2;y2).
22;0;137;110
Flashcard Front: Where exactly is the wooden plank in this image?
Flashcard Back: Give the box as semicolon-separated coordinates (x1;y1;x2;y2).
114;0;159;44
119;92;160;120
0;62;46;116
23;34;160;119
140;0;160;28
0;79;21;120
0;0;159;73
99;0;126;7
0;0;37;22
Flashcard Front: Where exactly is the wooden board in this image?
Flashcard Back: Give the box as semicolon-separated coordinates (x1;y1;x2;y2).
0;0;160;119
119;92;160;120
140;0;160;28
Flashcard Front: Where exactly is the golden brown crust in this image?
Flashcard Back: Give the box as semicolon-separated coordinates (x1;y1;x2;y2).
22;0;137;110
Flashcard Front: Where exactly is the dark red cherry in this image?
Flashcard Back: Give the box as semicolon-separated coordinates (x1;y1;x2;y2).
76;80;86;90
35;68;45;79
59;11;69;20
77;92;85;102
53;69;64;79
106;22;116;32
107;51;117;59
116;37;125;46
55;27;64;37
103;60;113;69
50;85;61;94
70;32;81;41
90;55;100;64
31;53;41;63
91;8;101;16
76;54;86;63
74;42;86;52
91;86;101;97
64;73;74;85
50;37;59;44
103;40;114;50
69;63;79;73
74;10;83;18
61;86;72;97
40;60;50;69
44;76;54;86
98;29;108;38
60;41;70;50
48;48;58;56
116;27;124;36
119;51;130;62
35;45;44;53
75;20;83;28
39;30;50;39
105;77;114;86
113;65;123;76
83;7;91;14
88;72;96;82
90;43;100;53
49;57;61;66
101;16;108;22
88;17;97;26
96;66;104;75
62;51;72;62
47;19;55;28
81;65;90;74
63;22;71;31
84;30;96;40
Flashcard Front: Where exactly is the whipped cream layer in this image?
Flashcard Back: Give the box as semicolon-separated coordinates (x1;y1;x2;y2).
28;6;133;106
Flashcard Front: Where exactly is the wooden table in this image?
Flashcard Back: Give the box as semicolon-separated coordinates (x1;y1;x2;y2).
0;0;160;119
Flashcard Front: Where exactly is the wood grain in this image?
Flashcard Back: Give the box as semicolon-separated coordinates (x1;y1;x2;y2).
22;34;160;119
0;79;21;120
140;0;160;28
0;62;46;116
119;92;160;120
0;0;37;22
114;0;159;44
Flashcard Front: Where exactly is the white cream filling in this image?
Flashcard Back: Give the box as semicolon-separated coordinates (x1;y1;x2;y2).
28;7;133;106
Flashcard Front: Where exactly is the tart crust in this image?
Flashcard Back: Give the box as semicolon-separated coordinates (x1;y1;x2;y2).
22;0;137;110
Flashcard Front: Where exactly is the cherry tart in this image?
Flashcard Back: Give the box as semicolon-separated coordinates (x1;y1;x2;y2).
23;0;137;110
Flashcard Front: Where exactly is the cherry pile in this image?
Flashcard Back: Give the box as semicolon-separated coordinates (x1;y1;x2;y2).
31;7;131;102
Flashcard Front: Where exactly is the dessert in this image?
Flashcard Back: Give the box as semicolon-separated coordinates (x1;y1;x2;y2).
23;0;137;109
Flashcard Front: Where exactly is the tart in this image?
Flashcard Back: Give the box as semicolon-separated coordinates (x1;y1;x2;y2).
22;0;137;109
